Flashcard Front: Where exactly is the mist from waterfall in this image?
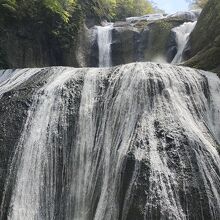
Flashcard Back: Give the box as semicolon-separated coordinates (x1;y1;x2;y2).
97;24;113;67
1;63;220;220
172;21;197;64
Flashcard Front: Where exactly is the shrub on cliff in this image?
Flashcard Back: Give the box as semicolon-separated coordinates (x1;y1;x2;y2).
96;0;155;21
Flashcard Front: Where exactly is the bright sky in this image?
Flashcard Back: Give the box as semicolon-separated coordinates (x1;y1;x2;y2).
153;0;189;14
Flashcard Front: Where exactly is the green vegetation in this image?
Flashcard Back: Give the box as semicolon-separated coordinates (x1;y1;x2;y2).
0;0;77;22
0;0;155;25
97;0;155;20
0;0;80;41
0;0;156;42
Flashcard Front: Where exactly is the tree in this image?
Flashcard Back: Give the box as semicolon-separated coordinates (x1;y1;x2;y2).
96;0;155;20
42;0;77;22
116;0;154;19
188;0;209;8
0;0;77;23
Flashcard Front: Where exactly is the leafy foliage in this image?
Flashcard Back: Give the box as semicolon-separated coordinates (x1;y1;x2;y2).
0;0;78;23
42;0;77;22
96;0;155;20
0;0;156;46
0;0;156;28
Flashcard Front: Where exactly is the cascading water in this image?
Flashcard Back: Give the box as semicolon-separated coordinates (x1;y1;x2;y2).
0;68;42;97
97;23;113;67
0;63;220;220
172;21;197;64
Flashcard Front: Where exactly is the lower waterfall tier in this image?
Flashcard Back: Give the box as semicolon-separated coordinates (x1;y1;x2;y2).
0;62;220;220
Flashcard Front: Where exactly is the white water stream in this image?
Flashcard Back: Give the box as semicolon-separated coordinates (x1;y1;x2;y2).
97;24;113;67
172;21;197;64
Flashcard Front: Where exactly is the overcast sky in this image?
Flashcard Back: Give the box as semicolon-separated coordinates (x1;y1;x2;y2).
153;0;189;14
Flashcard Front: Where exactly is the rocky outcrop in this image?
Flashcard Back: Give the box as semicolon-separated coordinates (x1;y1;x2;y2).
183;0;220;74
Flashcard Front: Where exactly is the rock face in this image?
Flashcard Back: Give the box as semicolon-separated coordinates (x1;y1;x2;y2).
110;18;186;66
75;25;98;67
184;0;220;74
0;63;220;220
0;23;101;69
0;28;79;69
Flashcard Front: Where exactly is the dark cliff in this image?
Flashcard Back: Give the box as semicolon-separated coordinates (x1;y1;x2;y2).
184;0;220;74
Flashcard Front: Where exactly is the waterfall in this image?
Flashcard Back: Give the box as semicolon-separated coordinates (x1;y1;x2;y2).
172;21;197;64
97;24;113;67
0;68;42;97
1;63;220;220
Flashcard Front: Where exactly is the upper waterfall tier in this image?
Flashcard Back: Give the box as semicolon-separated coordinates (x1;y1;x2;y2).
83;10;200;68
0;63;220;220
